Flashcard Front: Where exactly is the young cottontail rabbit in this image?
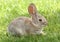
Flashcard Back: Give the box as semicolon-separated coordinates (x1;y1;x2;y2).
7;3;47;36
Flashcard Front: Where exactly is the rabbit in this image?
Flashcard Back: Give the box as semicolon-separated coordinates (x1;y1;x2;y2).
7;3;47;36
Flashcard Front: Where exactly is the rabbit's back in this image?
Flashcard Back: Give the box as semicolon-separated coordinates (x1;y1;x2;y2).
7;17;31;35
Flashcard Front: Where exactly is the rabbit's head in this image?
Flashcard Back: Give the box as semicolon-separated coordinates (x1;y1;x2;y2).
28;3;47;28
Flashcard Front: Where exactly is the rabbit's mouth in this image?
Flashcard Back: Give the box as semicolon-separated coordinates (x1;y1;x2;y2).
42;25;46;27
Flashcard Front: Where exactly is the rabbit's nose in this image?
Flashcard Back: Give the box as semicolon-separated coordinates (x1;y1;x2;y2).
45;22;48;25
43;22;48;25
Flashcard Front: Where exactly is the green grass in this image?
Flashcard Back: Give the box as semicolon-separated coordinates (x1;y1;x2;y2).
0;0;60;42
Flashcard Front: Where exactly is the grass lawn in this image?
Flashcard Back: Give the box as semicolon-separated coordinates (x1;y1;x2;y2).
0;0;60;42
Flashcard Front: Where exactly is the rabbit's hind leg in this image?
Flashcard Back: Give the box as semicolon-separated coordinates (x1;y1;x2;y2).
15;28;26;36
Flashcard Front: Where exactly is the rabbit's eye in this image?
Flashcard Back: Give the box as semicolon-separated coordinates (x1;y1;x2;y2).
39;19;42;21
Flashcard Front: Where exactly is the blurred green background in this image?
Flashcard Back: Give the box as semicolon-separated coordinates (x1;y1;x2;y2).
0;0;60;42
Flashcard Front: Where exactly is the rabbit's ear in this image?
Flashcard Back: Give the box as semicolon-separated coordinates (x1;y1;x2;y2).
28;3;38;24
28;3;37;14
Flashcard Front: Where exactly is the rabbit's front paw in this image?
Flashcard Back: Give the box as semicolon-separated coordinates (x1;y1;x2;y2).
40;31;46;35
